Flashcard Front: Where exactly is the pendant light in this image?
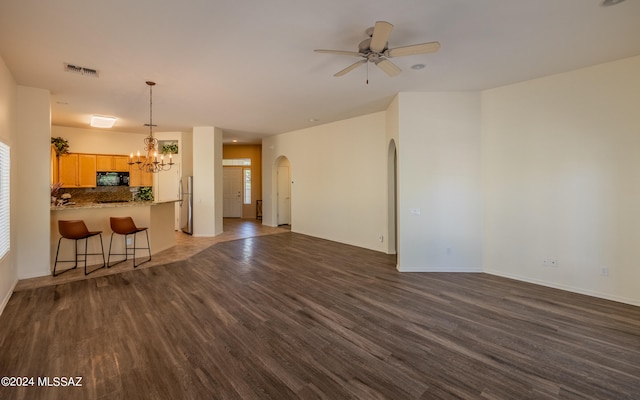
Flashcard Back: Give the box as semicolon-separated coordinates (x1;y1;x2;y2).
128;81;174;173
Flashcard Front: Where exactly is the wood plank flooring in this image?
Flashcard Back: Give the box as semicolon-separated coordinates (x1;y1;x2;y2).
1;231;639;399
15;218;290;291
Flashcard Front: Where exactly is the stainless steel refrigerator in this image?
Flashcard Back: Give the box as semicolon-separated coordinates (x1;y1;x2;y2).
180;176;193;235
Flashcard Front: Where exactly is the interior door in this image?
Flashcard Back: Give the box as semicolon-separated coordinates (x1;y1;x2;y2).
223;167;243;218
277;166;290;225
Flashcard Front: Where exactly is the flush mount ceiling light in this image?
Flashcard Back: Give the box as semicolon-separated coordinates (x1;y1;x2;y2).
411;63;426;70
90;115;117;128
601;0;626;6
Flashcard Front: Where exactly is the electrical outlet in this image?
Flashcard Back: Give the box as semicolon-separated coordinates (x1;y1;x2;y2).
126;237;132;246
600;266;609;276
378;235;384;243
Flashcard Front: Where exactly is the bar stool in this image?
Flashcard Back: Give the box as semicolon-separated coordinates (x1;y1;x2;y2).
54;220;106;276
107;217;151;268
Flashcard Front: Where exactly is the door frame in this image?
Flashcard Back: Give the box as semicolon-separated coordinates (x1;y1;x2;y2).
273;156;291;227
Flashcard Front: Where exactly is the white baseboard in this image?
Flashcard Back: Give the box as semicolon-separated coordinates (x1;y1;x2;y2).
0;278;18;317
484;269;640;307
18;268;51;280
397;265;483;273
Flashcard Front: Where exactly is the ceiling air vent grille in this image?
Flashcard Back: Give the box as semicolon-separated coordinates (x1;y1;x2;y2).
64;63;99;78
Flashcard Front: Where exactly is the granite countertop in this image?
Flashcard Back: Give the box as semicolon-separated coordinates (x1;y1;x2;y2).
51;201;156;211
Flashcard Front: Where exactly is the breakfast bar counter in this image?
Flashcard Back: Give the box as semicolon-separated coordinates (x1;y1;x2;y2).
50;201;177;274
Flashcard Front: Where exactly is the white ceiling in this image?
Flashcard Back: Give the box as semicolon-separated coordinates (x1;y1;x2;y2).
1;0;639;144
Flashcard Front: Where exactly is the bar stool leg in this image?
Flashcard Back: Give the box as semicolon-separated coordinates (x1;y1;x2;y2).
53;237;79;276
133;230;151;268
85;234;106;275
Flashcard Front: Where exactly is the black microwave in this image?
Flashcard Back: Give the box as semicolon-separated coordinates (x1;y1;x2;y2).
97;172;130;186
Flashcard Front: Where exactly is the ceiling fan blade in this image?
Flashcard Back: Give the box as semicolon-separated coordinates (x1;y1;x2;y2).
334;60;367;77
374;58;401;77
386;41;441;58
314;49;363;57
369;21;393;53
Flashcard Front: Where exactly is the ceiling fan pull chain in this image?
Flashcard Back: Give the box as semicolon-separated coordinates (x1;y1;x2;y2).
366;61;369;85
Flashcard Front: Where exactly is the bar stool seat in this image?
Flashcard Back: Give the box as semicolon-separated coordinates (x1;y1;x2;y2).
107;217;151;268
54;220;106;276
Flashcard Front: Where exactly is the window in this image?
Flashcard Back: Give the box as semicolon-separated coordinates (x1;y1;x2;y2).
244;168;251;205
222;158;251;166
0;141;9;260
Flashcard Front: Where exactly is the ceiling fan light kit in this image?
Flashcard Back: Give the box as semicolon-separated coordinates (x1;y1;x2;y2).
601;0;626;6
315;20;440;82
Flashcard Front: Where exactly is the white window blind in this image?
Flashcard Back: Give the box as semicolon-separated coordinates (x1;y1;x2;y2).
0;141;9;260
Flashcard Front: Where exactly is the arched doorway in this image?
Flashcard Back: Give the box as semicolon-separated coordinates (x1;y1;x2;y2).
275;156;291;226
388;140;398;258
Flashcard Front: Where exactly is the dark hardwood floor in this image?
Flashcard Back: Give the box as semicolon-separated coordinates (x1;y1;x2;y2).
1;231;639;399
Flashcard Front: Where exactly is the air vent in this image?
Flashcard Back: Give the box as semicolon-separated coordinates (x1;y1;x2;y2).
64;63;99;78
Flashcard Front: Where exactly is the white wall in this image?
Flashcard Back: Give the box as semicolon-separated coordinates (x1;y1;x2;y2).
192;126;223;236
0;56;17;313
482;55;640;306
396;92;483;272
16;87;51;279
262;112;388;252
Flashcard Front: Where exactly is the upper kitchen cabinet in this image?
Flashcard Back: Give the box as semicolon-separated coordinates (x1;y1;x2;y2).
96;155;130;172
59;154;97;187
129;157;153;187
50;145;59;185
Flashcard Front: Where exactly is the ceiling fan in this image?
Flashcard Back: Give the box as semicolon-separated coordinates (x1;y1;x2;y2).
315;21;440;80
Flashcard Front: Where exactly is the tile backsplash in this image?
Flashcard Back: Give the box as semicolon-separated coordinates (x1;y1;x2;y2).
58;186;143;204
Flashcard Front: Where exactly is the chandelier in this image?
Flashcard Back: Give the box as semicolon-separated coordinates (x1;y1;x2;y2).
128;81;174;173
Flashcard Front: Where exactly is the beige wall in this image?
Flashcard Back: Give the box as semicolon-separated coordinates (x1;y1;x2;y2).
396;92;483;272
16;86;51;279
262;112;388;252
192;127;223;237
51;125;148;155
482;55;640;306
223;144;262;219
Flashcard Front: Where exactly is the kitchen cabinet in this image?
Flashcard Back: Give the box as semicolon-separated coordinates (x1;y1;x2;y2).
96;155;130;172
114;156;130;172
50;145;59;184
58;154;97;187
129;157;154;187
58;154;76;187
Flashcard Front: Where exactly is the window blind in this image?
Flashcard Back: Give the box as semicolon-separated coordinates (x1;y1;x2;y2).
0;141;10;260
